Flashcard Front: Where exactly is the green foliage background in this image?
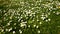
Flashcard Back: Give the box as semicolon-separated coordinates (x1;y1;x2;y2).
0;0;60;34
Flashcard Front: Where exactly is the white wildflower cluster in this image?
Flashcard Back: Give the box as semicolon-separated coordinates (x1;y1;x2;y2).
13;31;15;34
20;21;27;27
19;30;22;34
39;22;42;24
56;12;60;15
33;24;36;27
41;12;51;22
41;13;48;20
45;18;51;22
0;27;4;32
1;0;60;34
38;30;40;33
9;27;12;32
28;25;31;28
